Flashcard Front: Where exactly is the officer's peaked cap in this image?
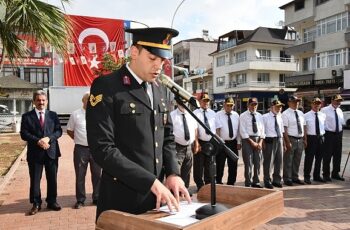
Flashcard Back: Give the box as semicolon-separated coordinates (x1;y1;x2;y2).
125;27;179;59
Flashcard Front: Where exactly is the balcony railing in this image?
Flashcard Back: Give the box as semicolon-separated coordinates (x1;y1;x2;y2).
226;81;285;89
229;56;295;65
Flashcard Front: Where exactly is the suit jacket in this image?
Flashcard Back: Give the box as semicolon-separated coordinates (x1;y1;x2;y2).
86;65;179;217
20;109;62;163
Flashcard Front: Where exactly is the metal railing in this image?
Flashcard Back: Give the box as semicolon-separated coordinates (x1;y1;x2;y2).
226;81;285;89
229;56;295;65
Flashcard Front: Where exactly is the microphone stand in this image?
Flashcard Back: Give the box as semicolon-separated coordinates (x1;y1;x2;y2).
174;96;239;220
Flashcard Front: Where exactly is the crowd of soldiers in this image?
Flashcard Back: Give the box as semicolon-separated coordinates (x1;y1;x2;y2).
171;93;346;191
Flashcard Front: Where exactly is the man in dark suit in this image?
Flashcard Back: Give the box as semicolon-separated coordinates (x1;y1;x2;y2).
20;90;62;215
86;27;191;220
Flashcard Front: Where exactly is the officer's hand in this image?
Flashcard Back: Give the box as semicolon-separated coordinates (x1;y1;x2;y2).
151;179;179;213
165;175;191;205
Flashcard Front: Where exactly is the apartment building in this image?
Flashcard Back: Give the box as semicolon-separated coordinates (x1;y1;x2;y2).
280;0;350;104
173;30;217;99
211;27;297;113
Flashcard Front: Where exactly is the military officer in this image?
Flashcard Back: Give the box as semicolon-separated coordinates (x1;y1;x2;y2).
86;27;191;220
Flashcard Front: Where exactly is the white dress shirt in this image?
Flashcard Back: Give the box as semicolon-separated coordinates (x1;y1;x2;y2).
304;110;326;135
126;63;153;108
35;108;46;121
67;108;88;146
282;108;306;137
193;108;216;141
215;110;240;143
239;110;265;139
263;111;284;138
320;104;344;132
170;108;198;146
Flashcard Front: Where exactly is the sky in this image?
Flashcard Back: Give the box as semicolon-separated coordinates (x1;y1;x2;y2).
47;0;292;42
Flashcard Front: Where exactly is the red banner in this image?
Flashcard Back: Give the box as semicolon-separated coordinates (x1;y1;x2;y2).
64;15;127;86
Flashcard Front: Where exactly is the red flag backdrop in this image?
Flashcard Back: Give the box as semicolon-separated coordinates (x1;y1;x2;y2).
64;15;127;86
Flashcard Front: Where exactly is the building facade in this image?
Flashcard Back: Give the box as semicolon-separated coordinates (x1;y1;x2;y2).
173;30;217;100
211;27;297;113
280;0;350;106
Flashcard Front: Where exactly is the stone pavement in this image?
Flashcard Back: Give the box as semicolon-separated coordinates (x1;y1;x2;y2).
0;132;350;230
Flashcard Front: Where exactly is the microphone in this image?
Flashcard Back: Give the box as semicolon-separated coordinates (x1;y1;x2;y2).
158;73;199;108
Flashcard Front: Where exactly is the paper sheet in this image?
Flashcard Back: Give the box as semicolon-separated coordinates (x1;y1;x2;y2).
156;201;209;227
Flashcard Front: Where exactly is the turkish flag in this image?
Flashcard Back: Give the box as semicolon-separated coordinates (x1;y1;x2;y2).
64;15;126;86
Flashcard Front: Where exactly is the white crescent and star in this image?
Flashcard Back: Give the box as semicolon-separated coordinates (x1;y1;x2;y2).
90;55;101;69
78;28;110;69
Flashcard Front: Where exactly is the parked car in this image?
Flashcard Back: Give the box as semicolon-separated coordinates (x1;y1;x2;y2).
340;101;350;128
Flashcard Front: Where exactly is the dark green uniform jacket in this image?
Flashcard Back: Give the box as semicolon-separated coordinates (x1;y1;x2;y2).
86;65;179;219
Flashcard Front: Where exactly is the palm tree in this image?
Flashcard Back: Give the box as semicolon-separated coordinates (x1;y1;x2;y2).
0;0;72;69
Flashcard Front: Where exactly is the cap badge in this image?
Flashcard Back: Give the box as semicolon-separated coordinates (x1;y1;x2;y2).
89;94;102;107
123;75;131;86
162;33;172;45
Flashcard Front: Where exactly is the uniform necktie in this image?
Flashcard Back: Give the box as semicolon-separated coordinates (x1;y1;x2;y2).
274;115;281;138
227;113;233;138
315;112;320;136
295;111;302;135
141;82;151;105
203;110;210;134
182;114;190;141
251;112;258;133
39;112;44;129
335;109;339;133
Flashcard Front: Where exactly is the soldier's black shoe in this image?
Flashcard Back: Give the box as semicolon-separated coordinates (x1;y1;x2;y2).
313;177;326;183
272;182;283;188
292;179;305;185
284;181;293;186
332;174;345;181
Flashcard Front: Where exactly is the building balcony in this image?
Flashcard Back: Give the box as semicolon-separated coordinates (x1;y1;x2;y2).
224;81;296;93
285;41;315;55
226;56;297;73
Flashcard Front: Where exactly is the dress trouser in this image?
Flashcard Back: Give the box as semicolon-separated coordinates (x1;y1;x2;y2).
193;140;211;191
74;144;102;203
323;131;343;178
304;135;324;179
28;154;58;205
215;139;238;185
283;136;304;182
242;137;261;186
175;143;193;188
262;137;283;184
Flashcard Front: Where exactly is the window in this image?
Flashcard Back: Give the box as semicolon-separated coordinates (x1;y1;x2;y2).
303;27;316;43
235;50;247;63
295;0;305;11
280;50;291;62
316;0;329;6
317;12;349;36
316;49;346;68
1;67;19;77
216;76;225;87
257;73;270;82
216;56;225;67
257;49;271;60
235;73;247;84
24;68;49;88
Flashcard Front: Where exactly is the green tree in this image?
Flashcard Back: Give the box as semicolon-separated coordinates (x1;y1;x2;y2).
0;0;72;68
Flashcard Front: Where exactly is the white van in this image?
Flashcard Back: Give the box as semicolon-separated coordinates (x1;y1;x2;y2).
340;100;350;127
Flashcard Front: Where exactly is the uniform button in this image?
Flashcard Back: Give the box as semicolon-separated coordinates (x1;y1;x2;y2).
156;158;159;164
155;142;158;148
154;110;157;115
155;126;158;131
162;102;166;107
113;177;117;181
132;110;135;114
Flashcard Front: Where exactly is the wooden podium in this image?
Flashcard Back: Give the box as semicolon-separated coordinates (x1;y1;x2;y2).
96;184;284;230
